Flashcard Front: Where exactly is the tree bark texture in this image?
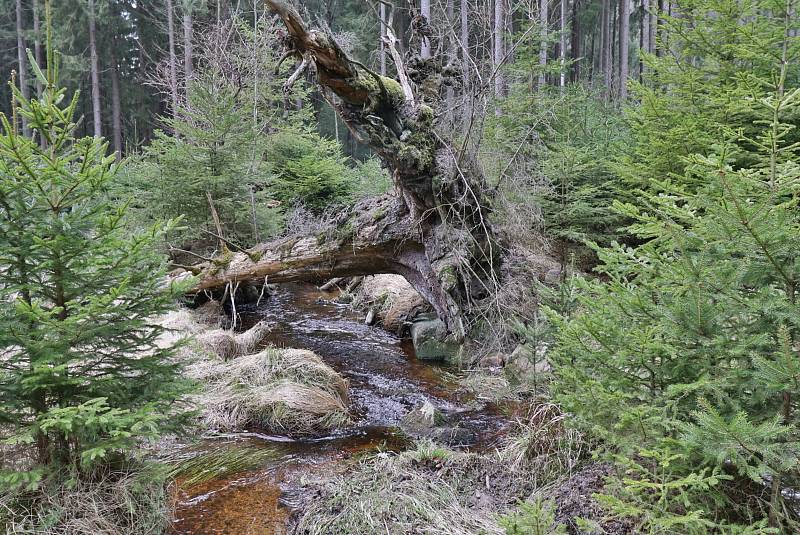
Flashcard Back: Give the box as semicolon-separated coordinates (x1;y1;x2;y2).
33;0;43;99
16;0;30;136
601;0;612;98
494;0;506;98
618;0;630;99
111;49;123;161
421;0;432;58
538;0;549;89
167;0;180;115
570;0;581;82
183;8;194;82
194;1;500;340
560;0;567;89
88;0;102;138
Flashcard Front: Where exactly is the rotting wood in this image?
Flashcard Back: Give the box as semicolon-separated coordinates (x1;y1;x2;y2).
192;2;502;340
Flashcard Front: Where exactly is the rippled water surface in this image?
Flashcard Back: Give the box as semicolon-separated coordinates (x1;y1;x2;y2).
171;283;510;534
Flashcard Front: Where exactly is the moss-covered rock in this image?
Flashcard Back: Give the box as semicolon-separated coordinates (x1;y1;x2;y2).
410;314;462;361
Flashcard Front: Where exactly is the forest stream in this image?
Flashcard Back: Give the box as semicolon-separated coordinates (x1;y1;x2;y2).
168;283;514;534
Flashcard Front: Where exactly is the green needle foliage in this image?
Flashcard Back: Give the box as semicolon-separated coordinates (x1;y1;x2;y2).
120;74;282;248
0;38;193;490
546;0;800;531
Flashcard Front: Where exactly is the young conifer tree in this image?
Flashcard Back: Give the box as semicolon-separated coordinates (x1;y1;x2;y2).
546;0;800;530
0;4;192;489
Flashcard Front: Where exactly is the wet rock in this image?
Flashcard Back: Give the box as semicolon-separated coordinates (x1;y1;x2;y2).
401;402;476;446
410;314;461;361
354;274;429;334
335;292;354;304
382;292;427;333
401;400;443;431
235;282;262;303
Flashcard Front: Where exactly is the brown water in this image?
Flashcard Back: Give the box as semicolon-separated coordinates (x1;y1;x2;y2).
171;283;511;534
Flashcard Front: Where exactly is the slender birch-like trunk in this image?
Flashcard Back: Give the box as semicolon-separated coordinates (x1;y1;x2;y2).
88;0;102;137
16;0;30;136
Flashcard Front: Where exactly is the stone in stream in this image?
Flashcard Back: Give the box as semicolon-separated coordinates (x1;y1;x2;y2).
352;274;429;334
410;313;462;361
401;400;444;431
401;400;478;446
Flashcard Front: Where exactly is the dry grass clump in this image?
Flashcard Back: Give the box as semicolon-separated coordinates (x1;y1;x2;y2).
293;440;537;535
500;401;583;482
0;468;169;535
188;347;350;435
458;369;520;402
195;320;272;360
158;305;350;436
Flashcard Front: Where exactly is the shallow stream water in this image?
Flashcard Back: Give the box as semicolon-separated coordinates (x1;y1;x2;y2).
170;283;512;534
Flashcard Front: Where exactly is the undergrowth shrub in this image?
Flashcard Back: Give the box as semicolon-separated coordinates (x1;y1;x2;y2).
545;3;800;530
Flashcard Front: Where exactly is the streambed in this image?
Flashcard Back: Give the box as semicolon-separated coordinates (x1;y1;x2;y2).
170;283;512;534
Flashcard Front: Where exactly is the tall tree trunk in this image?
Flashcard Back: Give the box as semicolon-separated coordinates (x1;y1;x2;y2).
460;0;470;129
33;0;43;99
446;0;455;116
461;0;469;91
611;0;618;92
649;0;657;57
639;0;649;80
111;50;123;161
183;7;193;82
589;19;596;83
380;2;387;75
538;0;549;89
421;0;432;58
559;0;567;89
494;0;506;100
618;0;629;99
15;0;30;136
167;0;179;115
657;0;667;56
569;0;581;82
88;0;102;138
602;0;612;98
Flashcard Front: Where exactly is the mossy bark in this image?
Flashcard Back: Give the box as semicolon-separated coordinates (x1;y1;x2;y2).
204;1;500;339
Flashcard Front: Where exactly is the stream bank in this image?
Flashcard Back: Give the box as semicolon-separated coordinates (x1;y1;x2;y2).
168;283;516;534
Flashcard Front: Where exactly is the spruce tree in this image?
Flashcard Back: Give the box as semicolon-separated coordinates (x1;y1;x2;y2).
548;0;800;530
0;21;191;489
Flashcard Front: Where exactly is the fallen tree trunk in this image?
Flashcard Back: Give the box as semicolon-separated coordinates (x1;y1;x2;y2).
194;196;452;322
192;1;501;340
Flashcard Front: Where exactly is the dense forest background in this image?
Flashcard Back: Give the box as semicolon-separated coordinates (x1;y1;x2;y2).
2;0;799;533
0;0;658;160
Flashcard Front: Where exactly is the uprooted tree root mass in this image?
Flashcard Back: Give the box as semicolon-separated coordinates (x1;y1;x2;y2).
188;0;503;342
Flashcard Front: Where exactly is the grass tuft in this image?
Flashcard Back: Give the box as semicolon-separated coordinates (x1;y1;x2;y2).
500;401;584;483
187;347;350;435
293;440;537;535
0;466;169;535
164;441;282;488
